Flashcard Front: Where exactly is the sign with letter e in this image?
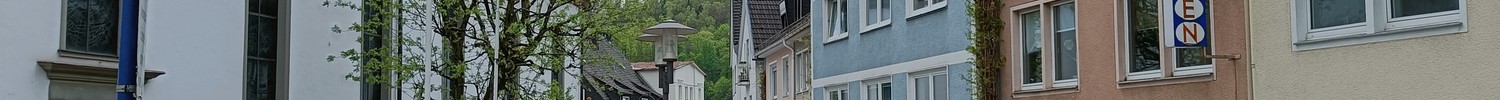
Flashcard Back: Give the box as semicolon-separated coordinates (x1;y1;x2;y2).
1169;0;1209;47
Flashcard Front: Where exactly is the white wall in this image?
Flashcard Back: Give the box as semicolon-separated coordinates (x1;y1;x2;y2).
0;0;65;99
1251;0;1500;99
0;0;365;99
285;0;364;99
135;0;255;99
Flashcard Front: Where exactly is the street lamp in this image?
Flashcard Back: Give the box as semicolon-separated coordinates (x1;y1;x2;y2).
637;20;696;100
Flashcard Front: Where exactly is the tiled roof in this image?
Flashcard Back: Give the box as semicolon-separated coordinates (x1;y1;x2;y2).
580;37;662;98
748;0;783;50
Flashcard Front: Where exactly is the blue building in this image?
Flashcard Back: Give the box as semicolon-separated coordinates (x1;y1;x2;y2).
809;0;973;100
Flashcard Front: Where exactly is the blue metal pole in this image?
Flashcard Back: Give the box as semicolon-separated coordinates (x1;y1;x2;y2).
117;0;140;100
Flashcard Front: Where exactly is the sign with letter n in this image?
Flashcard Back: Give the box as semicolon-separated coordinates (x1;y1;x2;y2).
1169;0;1209;47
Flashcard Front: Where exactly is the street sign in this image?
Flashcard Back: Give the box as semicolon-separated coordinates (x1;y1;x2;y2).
1170;0;1209;47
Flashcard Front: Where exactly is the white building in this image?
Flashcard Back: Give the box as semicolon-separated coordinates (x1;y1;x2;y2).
631;62;707;100
1;0;372;99
1;0;585;100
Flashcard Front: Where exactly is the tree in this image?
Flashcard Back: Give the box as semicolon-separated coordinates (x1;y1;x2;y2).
325;0;598;99
966;0;1004;100
579;0;731;99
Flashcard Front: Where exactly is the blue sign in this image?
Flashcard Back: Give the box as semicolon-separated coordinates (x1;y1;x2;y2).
1170;0;1209;47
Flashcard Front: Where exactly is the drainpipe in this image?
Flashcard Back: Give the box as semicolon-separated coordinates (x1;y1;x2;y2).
117;0;140;100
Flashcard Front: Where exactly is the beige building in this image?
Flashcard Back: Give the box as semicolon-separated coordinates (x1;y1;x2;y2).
1249;0;1500;99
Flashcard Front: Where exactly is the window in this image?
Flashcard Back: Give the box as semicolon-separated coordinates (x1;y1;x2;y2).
827;86;848;100
1018;10;1043;90
1124;0;1163;80
864;81;892;100
826;0;850;43
781;56;791;96
907;0;947;18
246;0;279;99
1014;1;1080;90
1120;0;1216;81
1293;0;1467;50
912;69;947;100
769;62;777;96
861;0;892;32
1051;3;1079;87
63;0;120;56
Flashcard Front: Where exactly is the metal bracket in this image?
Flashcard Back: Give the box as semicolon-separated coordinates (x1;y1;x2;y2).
1200;48;1240;60
116;85;137;92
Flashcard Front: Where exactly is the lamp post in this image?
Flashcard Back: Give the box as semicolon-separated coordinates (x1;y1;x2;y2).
638;20;696;100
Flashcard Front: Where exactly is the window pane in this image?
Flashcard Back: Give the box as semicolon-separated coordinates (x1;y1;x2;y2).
867;0;877;25
1176;46;1212;67
915;0;929;9
840;2;848;32
1054;30;1078;80
1053;3;1078;80
866;85;876;100
1054;3;1076;30
248;16;278;58
881;0;890;20
1392;0;1459;18
1310;0;1365;29
1128;0;1161;73
247;59;276;100
915;77;929;100
934;75;947;100
933;0;943;4
880;83;891;100
65;0;120;55
829;1;838;37
1021;12;1042;84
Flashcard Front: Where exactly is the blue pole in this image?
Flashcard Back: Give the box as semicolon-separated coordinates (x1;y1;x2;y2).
117;0;140;100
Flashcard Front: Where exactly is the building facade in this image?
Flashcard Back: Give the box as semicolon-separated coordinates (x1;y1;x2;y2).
1248;0;1500;99
994;0;1250;99
632;62;708;100
810;0;975;100
2;0;599;100
2;0;371;99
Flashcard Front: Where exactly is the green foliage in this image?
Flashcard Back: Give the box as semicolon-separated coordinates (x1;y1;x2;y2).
581;0;732;99
966;0;1004;99
326;0;595;99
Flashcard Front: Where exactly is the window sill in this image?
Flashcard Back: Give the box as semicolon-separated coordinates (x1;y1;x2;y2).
905;1;949;20
1294;16;1467;51
823;32;850;44
1117;73;1212;89
859;21;891;34
1012;87;1078;98
39;55;166;84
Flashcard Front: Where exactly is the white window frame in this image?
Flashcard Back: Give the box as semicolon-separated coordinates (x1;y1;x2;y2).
826;85;848;100
786;56;798;96
909;68;947;100
860;0;892;33
863;78;892;100
1115;0;1219;81
826;0;851;43
1291;0;1468;51
1050;2;1080;88
1012;0;1089;91
1013;9;1045;91
769;61;779;96
905;0;949;18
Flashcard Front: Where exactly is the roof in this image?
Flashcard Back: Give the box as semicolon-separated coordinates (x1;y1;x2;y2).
579;37;663;98
629;61;695;70
748;0;783;50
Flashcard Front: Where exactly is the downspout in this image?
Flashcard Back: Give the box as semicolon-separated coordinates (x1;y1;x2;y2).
117;0;141;100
